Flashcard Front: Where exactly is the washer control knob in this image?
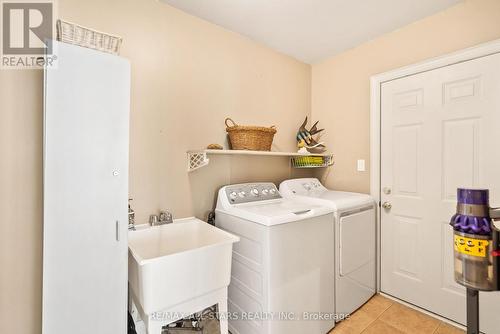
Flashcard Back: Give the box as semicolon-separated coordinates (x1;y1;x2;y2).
229;192;237;200
262;189;269;195
269;188;277;195
303;183;311;190
238;191;246;198
251;189;259;196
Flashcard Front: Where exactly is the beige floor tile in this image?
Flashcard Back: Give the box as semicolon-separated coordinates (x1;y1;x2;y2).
361;320;404;334
329;310;376;334
378;303;440;334
434;322;465;334
329;323;363;334
359;294;393;318
329;294;393;333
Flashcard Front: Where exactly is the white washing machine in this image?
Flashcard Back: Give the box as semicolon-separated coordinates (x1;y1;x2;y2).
279;178;376;318
215;182;335;334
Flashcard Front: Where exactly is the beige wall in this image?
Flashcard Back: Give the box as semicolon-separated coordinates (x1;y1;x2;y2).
0;1;312;333
4;0;500;332
311;0;500;194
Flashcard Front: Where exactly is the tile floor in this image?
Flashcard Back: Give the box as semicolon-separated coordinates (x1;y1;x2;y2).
329;295;465;334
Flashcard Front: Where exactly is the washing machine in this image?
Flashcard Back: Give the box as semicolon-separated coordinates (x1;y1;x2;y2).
279;178;376;318
215;182;335;334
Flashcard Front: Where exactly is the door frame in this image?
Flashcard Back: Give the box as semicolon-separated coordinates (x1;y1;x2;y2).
369;38;500;291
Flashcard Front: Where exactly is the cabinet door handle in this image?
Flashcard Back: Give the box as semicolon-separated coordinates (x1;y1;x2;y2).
116;221;120;241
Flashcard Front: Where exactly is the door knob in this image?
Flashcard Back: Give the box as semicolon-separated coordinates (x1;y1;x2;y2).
382;202;392;210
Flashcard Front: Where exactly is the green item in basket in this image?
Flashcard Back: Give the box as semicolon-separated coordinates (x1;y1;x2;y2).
293;156;325;167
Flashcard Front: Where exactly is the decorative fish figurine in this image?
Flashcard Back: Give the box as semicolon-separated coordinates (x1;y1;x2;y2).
296;116;326;153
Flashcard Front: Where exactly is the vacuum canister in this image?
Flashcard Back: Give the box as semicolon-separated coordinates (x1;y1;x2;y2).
450;189;497;291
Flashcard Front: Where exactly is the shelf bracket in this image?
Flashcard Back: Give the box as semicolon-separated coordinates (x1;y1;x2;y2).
187;151;209;172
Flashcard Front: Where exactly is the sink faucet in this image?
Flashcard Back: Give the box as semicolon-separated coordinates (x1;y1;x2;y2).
150;210;173;226
128;199;136;231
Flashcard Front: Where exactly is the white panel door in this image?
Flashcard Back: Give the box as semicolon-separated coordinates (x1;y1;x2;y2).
43;41;130;334
381;53;500;333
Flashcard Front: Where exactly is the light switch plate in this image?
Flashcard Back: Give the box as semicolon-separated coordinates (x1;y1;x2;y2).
357;159;366;172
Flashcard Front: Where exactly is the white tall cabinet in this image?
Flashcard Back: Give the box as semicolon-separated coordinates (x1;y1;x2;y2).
43;41;130;334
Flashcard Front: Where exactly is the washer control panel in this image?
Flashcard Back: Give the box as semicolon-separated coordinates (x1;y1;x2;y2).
280;178;326;196
300;180;323;191
224;183;281;204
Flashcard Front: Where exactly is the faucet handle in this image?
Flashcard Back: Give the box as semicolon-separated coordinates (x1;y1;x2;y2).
159;211;173;224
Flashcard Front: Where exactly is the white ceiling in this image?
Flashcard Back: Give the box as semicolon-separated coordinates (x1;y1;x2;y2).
160;0;462;63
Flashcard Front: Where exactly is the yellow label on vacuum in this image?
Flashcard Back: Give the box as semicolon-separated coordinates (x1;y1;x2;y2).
454;235;489;257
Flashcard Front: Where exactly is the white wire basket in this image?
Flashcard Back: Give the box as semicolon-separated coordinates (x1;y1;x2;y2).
56;19;122;55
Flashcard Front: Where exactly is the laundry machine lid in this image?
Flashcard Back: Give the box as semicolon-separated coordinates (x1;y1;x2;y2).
279;178;375;211
215;183;333;226
217;199;332;226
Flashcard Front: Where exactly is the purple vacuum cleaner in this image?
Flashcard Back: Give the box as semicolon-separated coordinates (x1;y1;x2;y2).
450;188;500;334
451;189;491;235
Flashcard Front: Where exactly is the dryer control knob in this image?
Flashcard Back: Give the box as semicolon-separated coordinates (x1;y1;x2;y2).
262;189;269;195
269;189;277;195
251;189;259;196
229;192;237;200
238;191;246;198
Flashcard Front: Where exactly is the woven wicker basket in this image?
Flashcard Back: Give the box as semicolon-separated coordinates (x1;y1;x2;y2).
225;118;277;151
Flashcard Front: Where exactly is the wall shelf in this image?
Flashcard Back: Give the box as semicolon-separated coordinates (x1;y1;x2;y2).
187;149;334;172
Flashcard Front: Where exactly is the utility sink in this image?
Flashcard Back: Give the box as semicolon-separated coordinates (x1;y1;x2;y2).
128;217;239;332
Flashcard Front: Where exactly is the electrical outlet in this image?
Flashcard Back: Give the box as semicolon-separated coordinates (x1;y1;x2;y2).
357;159;366;172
